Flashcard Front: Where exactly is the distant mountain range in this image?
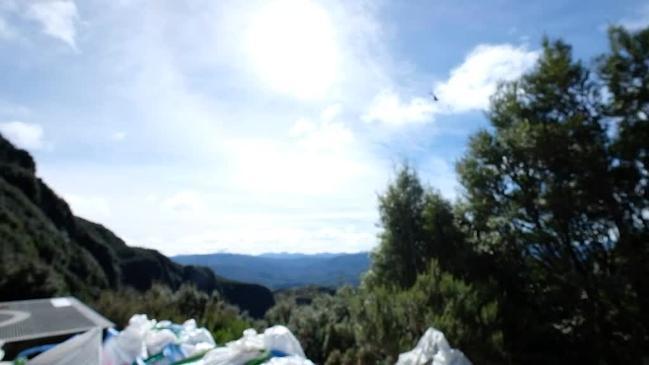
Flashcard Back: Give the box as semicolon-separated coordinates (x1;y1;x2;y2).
173;252;371;290
0;133;274;317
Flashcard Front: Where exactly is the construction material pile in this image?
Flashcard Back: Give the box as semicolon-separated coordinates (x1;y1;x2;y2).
0;312;469;365
101;315;314;365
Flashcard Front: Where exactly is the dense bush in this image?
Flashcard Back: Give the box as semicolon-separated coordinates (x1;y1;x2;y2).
263;263;502;364
91;284;253;344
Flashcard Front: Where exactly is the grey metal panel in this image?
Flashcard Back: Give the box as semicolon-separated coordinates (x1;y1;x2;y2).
0;297;114;343
66;297;114;329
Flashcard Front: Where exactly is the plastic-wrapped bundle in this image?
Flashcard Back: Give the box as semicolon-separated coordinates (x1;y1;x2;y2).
98;314;314;365
101;316;150;365
101;315;217;365
29;328;102;365
395;328;471;365
201;326;313;365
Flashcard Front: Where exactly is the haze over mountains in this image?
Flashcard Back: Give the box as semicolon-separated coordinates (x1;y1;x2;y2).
173;252;371;290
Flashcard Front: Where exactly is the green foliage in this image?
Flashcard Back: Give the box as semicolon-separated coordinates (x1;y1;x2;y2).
365;166;428;289
456;30;649;363
598;25;649;362
265;262;502;364
0;176;107;300
365;166;469;289
353;261;503;364
91;284;252;344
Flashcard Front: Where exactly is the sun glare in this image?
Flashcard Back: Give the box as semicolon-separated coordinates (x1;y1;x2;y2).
245;0;340;100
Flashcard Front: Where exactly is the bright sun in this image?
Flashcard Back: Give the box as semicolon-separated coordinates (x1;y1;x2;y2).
246;0;340;100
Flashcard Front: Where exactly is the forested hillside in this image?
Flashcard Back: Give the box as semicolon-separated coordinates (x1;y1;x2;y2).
173;252;370;289
0;136;274;317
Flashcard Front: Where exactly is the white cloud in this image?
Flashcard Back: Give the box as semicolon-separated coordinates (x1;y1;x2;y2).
0;1;19;41
39;161;381;256
0;100;30;118
167;223;375;255
362;44;537;126
245;0;340;99
419;157;459;201
26;0;79;48
10;1;439;255
110;131;126;141
434;44;539;113
289;115;354;153
38;1;386;255
229;113;364;195
64;193;112;220
618;3;649;31
162;191;206;215
362;90;436;125
0;16;17;40
320;103;343;122
0;121;44;150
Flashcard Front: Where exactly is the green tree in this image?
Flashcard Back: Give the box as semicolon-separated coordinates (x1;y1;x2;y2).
457;35;648;363
598;26;649;350
365;166;468;289
421;193;472;278
365;166;428;289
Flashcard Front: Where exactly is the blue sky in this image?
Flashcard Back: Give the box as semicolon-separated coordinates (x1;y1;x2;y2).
0;0;646;255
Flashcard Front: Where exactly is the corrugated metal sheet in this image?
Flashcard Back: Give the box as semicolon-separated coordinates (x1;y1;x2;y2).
0;297;113;343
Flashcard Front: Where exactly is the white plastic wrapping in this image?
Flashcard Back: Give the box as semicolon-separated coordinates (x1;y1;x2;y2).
101;314;218;365
202;329;264;365
101;321;149;365
29;328;102;365
202;326;311;365
395;328;471;365
263;326;306;359
145;328;176;355
264;355;315;365
98;315;311;365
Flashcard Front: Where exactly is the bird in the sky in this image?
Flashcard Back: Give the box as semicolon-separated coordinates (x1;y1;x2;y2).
429;91;439;102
